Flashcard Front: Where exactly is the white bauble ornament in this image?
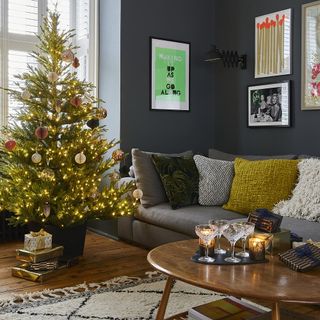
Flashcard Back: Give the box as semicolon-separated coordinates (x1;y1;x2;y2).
21;90;31;100
31;151;42;164
48;72;58;82
75;151;86;164
43;202;51;218
133;189;143;199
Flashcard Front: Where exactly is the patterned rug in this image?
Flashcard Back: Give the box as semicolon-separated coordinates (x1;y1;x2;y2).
0;272;229;319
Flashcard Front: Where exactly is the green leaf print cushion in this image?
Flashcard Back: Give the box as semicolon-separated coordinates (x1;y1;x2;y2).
151;155;199;209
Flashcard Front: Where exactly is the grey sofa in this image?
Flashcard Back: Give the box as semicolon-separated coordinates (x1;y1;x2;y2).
118;149;320;248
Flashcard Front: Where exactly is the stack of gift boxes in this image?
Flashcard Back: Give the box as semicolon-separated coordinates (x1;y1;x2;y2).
12;229;65;282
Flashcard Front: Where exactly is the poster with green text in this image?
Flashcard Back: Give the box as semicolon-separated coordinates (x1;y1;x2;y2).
151;38;190;111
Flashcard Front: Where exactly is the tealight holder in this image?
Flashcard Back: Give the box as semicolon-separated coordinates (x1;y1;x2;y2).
199;238;215;257
249;237;265;261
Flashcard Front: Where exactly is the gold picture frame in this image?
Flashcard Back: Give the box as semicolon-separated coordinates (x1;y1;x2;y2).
302;1;320;110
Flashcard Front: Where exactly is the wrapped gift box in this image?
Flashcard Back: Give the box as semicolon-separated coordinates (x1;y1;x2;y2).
253;229;291;256
24;229;52;251
16;245;63;263
279;243;320;272
238;229;291;256
12;262;67;283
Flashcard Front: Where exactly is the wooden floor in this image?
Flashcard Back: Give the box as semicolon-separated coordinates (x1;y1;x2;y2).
0;230;150;296
0;231;319;319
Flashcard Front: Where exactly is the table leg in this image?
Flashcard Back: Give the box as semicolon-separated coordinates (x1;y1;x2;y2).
272;302;281;320
156;276;175;320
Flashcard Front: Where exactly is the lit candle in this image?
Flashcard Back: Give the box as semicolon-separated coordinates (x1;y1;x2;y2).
199;238;215;257
249;238;265;261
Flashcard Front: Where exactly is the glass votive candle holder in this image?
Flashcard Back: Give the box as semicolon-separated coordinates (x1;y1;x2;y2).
249;238;265;261
199;238;215;257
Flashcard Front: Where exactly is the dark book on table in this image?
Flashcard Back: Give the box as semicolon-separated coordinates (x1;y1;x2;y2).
188;297;267;320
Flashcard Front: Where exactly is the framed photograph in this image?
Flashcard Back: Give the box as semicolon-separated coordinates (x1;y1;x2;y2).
248;81;290;127
302;1;320;110
150;37;190;111
255;9;291;78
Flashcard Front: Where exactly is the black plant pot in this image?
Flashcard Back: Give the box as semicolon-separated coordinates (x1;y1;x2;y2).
44;223;87;261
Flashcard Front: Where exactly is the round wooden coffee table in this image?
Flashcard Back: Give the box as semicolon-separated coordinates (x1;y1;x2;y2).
147;239;320;320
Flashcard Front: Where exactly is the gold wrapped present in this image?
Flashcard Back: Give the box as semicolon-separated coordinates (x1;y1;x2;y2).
12;262;67;283
16;245;63;263
24;229;52;251
252;229;291;256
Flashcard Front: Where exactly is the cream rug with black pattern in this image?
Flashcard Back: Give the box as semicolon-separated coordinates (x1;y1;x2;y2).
0;272;228;319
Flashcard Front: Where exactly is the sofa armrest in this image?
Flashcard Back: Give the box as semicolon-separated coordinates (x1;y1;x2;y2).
116;177;136;188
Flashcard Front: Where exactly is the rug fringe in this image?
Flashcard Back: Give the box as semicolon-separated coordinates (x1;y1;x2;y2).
0;271;165;313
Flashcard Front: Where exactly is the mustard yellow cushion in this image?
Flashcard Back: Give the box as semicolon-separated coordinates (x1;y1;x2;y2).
223;158;299;214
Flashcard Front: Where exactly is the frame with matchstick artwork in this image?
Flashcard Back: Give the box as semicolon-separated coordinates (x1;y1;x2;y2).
255;9;292;78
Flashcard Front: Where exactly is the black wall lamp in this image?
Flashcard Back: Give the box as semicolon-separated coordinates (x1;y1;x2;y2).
205;45;247;69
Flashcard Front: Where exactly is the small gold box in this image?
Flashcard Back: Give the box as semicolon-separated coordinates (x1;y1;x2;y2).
16;245;64;263
12;262;67;283
253;229;291;256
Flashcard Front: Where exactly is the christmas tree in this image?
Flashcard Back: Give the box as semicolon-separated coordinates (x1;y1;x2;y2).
0;11;139;228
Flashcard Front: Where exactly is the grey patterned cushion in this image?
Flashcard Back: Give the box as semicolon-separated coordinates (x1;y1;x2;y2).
194;155;234;206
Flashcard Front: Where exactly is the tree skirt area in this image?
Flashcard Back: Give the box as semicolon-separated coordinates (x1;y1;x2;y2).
0;271;268;320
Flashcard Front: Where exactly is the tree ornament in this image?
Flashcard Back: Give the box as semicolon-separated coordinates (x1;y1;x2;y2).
110;171;120;181
61;49;74;62
70;96;82;107
39;168;55;181
55;100;62;113
4;140;16;152
35;126;49;140
21;90;31;100
87;119;99;129
31;151;42;164
43;202;51;218
72;57;80;68
112;149;125;161
90;187;99;199
132;189;143;200
96;107;108;120
75;151;86;164
47;71;58;82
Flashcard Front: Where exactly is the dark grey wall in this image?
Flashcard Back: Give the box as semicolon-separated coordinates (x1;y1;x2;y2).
120;0;214;155
212;0;320;156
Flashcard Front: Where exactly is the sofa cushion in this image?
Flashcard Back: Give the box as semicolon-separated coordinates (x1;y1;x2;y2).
273;159;320;223
223;158;299;214
194;155;234;206
208;148;297;161
152;155;199;209
132;149;192;208
135;203;243;237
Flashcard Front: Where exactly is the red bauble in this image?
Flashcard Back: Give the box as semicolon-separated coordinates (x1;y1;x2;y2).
35;126;49;140
72;57;80;68
4;140;16;151
70;96;82;107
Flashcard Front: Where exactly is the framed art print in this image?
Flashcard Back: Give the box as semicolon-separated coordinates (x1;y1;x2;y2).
248;81;290;127
302;1;320;110
255;9;291;78
150;37;190;111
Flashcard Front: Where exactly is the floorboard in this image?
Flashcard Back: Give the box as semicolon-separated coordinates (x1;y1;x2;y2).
0;230;319;318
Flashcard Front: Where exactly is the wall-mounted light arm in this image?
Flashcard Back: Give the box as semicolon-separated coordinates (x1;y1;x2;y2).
205;45;247;69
